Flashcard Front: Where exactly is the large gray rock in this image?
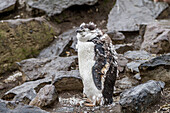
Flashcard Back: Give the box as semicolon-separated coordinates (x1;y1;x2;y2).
2;77;51;101
120;80;165;113
140;20;170;54
29;85;58;108
18;56;78;81
0;0;16;13
139;54;170;86
2;70;82;102
26;0;98;16
39;28;77;58
107;0;169;31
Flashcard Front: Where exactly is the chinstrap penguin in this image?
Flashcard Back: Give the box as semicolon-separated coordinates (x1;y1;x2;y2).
76;22;118;105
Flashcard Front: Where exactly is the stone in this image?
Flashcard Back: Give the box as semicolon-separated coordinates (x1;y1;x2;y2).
2;70;82;101
114;44;134;54
52;70;83;92
2;77;51;101
107;0;169;32
117;54;128;73
107;31;125;44
124;50;154;61
116;77;139;90
126;60;147;73
11;104;49;113
39;28;77;58
13;88;37;104
140;20;170;54
0;0;16;13
139;54;170;86
124;51;155;74
26;0;98;16
18;56;78;81
0;99;49;113
119;80;165;113
0;17;59;75
29;85;58;108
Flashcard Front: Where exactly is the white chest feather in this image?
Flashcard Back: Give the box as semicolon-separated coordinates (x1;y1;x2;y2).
77;41;102;102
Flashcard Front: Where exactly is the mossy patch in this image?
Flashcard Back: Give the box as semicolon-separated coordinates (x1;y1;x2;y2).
0;19;57;74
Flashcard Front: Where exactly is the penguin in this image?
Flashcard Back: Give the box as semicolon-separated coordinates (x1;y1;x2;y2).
76;22;118;105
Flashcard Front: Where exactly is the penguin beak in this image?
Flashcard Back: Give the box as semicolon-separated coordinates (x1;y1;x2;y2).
76;29;82;33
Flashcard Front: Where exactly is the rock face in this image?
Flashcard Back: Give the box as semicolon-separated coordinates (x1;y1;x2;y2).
29;85;58;108
139;54;170;86
140;20;170;54
26;0;98;16
120;80;165;113
0;0;16;13
52;70;83;92
39;28;77;58
18;56;78;81
0;17;59;75
107;0;168;31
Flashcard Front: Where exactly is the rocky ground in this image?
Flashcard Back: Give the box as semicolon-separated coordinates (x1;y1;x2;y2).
0;0;170;113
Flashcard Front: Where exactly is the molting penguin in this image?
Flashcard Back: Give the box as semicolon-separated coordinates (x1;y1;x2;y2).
76;22;118;105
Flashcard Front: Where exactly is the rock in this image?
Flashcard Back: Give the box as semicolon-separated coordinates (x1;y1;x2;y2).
0;0;16;13
139;54;170;86
39;28;77;58
124;51;155;74
119;80;165;113
11;105;49;113
0;17;59;75
26;0;98;16
13;88;37;104
2;77;51;101
140;20;170;54
107;0;169;31
126;60;147;73
0;99;49;113
107;31;125;44
29;85;58;108
2;70;82;101
117;54;128;73
114;44;134;54
116;77;139;90
52;70;83;92
18;56;78;81
0;99;9;113
124;50;154;61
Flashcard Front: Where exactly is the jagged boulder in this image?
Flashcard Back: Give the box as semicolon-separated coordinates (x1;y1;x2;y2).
120;80;165;113
18;56;78;81
107;0;169;31
26;0;98;16
0;17;60;75
140;20;170;54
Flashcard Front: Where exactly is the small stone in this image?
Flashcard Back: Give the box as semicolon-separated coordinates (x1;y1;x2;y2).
29;85;58;108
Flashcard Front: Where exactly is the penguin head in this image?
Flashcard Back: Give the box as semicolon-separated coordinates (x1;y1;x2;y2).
76;22;103;42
